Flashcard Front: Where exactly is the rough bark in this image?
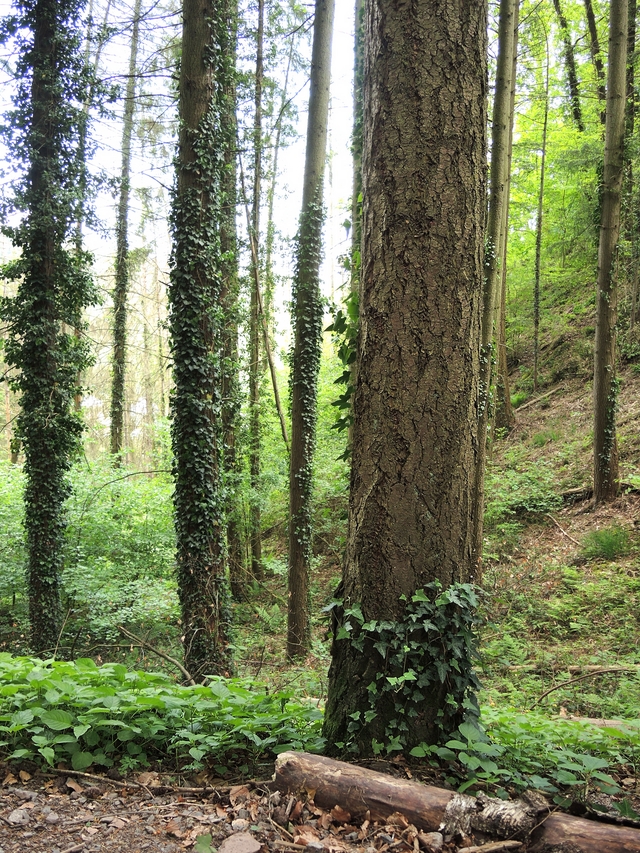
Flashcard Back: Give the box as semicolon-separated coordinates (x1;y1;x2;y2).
553;0;585;132
287;0;335;659
594;0;627;503
324;0;486;750
249;0;265;582
274;753;640;853
110;0;141;462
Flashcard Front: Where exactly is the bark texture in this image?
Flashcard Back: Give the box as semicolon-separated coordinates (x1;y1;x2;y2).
324;0;486;750
594;0;627;503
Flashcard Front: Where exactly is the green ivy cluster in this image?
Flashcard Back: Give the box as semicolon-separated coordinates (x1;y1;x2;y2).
332;582;482;755
0;0;97;653
168;0;237;679
326;289;358;457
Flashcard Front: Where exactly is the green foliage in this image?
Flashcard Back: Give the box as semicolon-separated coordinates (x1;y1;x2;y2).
413;707;640;798
580;526;631;561
484;457;561;527
332;583;482;754
0;654;324;772
325;289;358;454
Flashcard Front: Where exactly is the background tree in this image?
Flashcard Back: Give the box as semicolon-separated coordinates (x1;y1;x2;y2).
110;0;142;462
0;0;96;653
287;0;335;660
594;0;628;503
324;0;486;752
169;0;235;679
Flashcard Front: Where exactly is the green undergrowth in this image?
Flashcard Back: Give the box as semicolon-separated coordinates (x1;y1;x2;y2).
411;710;640;805
0;654;324;774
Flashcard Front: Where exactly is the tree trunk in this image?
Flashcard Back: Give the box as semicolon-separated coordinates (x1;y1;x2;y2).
274;752;640;853
594;0;627;504
474;0;517;538
287;0;335;659
553;0;584;132
220;0;246;602
584;0;607;122
110;0;142;463
248;0;265;583
169;0;235;679
324;0;486;751
533;29;549;393
495;0;520;434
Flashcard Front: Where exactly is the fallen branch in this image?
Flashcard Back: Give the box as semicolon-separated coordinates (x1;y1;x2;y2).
273;751;640;853
464;842;522;853
530;668;638;708
545;513;581;546
118;626;195;685
515;387;561;412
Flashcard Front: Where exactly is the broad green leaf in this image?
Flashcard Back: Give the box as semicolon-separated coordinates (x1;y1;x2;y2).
40;709;74;731
72;751;95;771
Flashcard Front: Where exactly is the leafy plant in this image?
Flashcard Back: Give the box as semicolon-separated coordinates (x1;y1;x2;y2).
0;655;324;772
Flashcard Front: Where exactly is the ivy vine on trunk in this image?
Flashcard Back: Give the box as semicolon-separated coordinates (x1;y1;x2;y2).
168;0;235;679
0;0;96;654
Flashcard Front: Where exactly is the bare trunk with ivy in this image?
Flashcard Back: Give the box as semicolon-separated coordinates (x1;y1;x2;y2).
110;0;141;462
248;0;265;582
287;0;335;660
553;0;584;132
324;0;486;753
594;0;627;504
169;0;235;679
584;0;606;121
0;0;95;653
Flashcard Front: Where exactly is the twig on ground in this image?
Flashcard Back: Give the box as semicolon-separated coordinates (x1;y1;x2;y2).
464;841;523;852
545;513;581;546
118;625;195;685
531;668;637;708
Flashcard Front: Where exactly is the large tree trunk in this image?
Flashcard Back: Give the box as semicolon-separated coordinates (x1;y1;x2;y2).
324;0;486;751
274;752;640;853
594;0;627;504
248;0;265;583
110;0;142;462
287;0;335;659
169;0;235;679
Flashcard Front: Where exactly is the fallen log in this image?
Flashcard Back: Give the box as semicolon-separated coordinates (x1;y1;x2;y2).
273;751;640;853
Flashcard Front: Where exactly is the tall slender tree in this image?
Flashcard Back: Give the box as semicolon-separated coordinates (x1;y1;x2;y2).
110;0;143;462
594;0;627;503
324;0;486;751
169;0;236;678
533;19;550;393
248;0;266;582
0;0;96;653
287;0;335;660
584;0;606;121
